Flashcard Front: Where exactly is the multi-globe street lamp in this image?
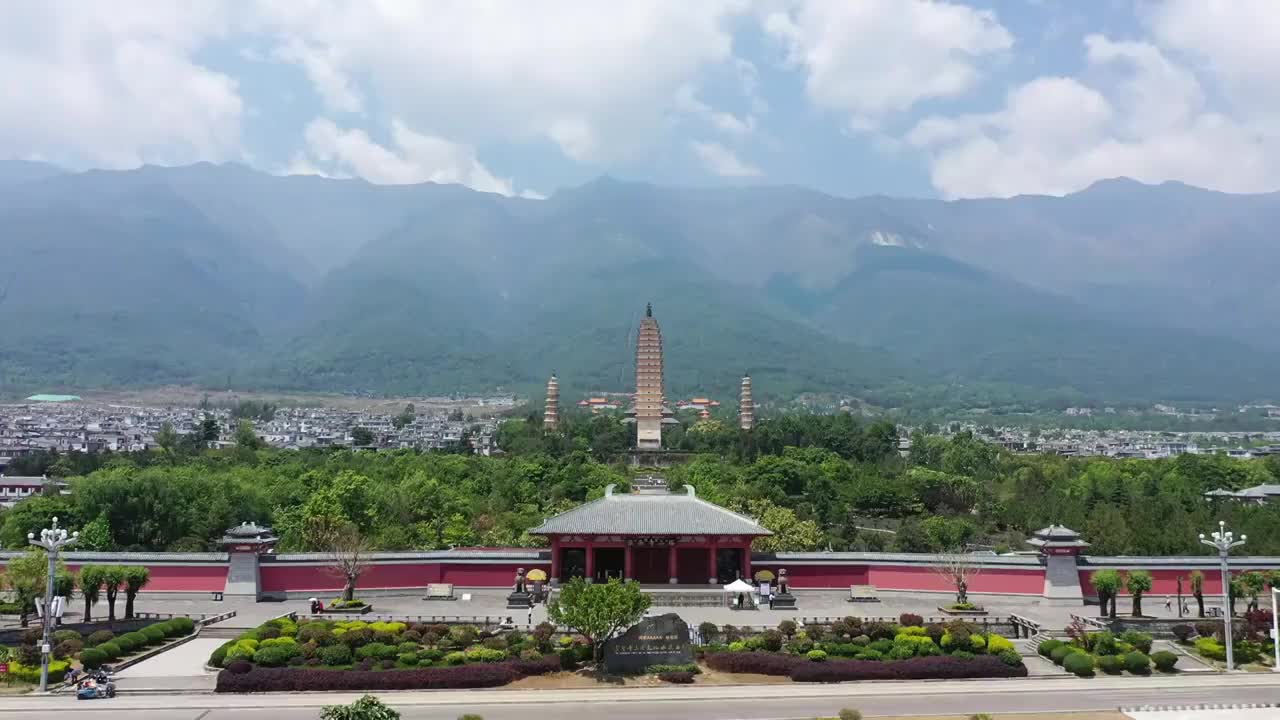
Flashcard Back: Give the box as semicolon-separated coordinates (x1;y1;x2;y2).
27;517;77;692
1199;520;1245;671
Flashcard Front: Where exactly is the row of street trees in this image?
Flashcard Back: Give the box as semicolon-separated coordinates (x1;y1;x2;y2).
3;550;150;625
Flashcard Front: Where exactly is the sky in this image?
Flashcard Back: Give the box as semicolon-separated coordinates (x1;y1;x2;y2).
2;0;1279;200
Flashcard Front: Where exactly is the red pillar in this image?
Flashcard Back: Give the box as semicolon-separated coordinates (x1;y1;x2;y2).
741;543;752;581
585;541;595;583
707;542;718;585
667;545;678;584
624;544;634;582
551;537;561;583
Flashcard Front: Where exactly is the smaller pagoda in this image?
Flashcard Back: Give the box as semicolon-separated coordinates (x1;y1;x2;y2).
1027;525;1089;605
739;373;755;431
543;373;560;432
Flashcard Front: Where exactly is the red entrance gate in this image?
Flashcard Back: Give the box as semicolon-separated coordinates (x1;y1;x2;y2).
631;547;668;584
677;548;710;585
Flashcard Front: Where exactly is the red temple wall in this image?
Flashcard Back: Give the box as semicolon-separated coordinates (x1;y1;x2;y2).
64;563;227;593
259;562;550;593
1079;568;1229;597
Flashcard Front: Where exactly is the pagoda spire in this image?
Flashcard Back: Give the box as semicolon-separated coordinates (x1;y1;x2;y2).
739;372;755;431
645;302;652;318
543;372;560;432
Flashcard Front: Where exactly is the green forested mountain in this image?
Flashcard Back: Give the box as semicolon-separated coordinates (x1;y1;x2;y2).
2;163;1278;406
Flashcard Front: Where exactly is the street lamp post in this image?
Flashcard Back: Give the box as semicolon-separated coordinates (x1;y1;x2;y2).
27;517;77;693
1271;586;1280;672
1199;520;1245;671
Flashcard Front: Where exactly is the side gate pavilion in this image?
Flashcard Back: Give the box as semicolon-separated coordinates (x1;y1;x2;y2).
531;480;771;585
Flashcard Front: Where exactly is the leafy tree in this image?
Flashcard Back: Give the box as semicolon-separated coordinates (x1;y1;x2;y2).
123;566;150;619
234;420;264;450
5;548;68;627
351;427;376;447
1091;569;1122;619
1126;570;1154;617
742;499;823;552
78;565;105;623
155;422;179;454
547;578;650;663
101;565;126;621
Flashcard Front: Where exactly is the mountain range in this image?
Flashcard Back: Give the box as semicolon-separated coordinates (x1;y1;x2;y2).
1;160;1277;408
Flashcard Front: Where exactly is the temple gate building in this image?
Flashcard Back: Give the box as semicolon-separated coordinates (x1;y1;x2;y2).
532;478;770;585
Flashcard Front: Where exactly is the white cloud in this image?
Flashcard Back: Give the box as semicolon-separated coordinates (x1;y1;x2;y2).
271;38;363;114
691;140;761;177
764;0;1012;129
254;1;750;163
910;29;1280;199
0;1;242;168
295;118;539;198
675;85;757;139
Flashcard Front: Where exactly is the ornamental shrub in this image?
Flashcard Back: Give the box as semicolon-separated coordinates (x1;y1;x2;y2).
97;641;123;660
787;633;814;654
789;655;1027;683
1037;639;1064;657
397;652;418;667
1088;631;1118;656
1194;638;1226;661
356;643;399;661
511;654;560;677
465;647;507;663
868;639;894;654
210;643;231;668
839;710;863;720
444;651;467;666
888;644;915;660
997;649;1021;667
80;647;109;670
777;620;797;637
807;650;828;662
53;629;83;644
825;643;862;658
449;626;479;647
727;641;747;652
851;635;871;646
6;660;70;684
858;649;884;661
896;626;927;637
52;639;84;659
86;630;116;647
1050;646;1076;665
320;644;353;666
951;650;974;660
1062;652;1094;677
299;624;336;645
863;622;897;641
258;625;281;640
1119;631;1153;654
658;671;695;684
227;660;252;675
899;613;924;628
141;625;166;645
1194;622;1219;640
254;645;299;667
761;629;784;652
171;617;196;635
341;628;375;648
118;632;148;652
1171;625;1194;643
1097;655;1122;674
216;663;520;692
923;623;945;645
645;664;700;674
1151;650;1179;672
985;634;1015;655
1123;651;1151;674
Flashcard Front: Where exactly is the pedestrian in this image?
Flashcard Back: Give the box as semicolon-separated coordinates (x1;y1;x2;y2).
1164;597;1173;613
527;608;533;626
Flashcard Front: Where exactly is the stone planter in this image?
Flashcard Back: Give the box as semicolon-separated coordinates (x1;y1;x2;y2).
938;606;989;616
323;604;372;615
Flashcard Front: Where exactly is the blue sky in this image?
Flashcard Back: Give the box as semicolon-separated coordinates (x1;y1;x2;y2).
2;1;1277;200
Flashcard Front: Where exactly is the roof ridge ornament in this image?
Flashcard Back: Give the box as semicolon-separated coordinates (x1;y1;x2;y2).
605;483;616;498
685;485;696;497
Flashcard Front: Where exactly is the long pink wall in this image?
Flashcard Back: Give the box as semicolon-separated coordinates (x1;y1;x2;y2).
1079;568;1228;597
65;564;227;593
259;562;550;593
867;566;1043;595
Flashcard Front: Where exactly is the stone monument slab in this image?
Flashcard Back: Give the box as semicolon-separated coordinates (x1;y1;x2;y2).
602;613;692;674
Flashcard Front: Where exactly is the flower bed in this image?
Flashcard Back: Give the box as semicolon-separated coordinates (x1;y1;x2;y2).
698;616;1024;684
1037;631;1176;677
211;617;579;691
0;616;197;684
322;599;373;615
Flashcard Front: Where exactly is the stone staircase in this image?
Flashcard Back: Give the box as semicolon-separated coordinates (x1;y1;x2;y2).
645;590;731;608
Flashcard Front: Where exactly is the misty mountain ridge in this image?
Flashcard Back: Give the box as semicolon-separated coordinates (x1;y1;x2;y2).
1;160;1277;407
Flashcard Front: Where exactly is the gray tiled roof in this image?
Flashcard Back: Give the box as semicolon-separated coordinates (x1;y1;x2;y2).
531;486;771;536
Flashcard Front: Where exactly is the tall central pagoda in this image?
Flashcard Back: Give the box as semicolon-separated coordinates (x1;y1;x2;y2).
627;303;675;449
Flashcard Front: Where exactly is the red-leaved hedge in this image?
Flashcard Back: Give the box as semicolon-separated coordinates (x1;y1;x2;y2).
216;655;562;693
790;655;1026;683
703;652;802;676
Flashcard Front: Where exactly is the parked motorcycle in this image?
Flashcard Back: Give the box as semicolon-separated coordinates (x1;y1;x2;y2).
75;670;116;700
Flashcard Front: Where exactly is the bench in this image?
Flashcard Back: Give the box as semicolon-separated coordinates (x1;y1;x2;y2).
423;583;456;601
847;585;880;603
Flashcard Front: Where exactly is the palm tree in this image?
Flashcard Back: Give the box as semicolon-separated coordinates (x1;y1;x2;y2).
101;566;126;622
123;566;150;619
78;566;105;622
1190;570;1205;617
1126;570;1153;617
1091;569;1122;619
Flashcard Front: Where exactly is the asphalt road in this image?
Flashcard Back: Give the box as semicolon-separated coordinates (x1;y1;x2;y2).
2;674;1277;719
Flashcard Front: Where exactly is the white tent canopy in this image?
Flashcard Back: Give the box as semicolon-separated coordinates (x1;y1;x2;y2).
723;579;754;593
